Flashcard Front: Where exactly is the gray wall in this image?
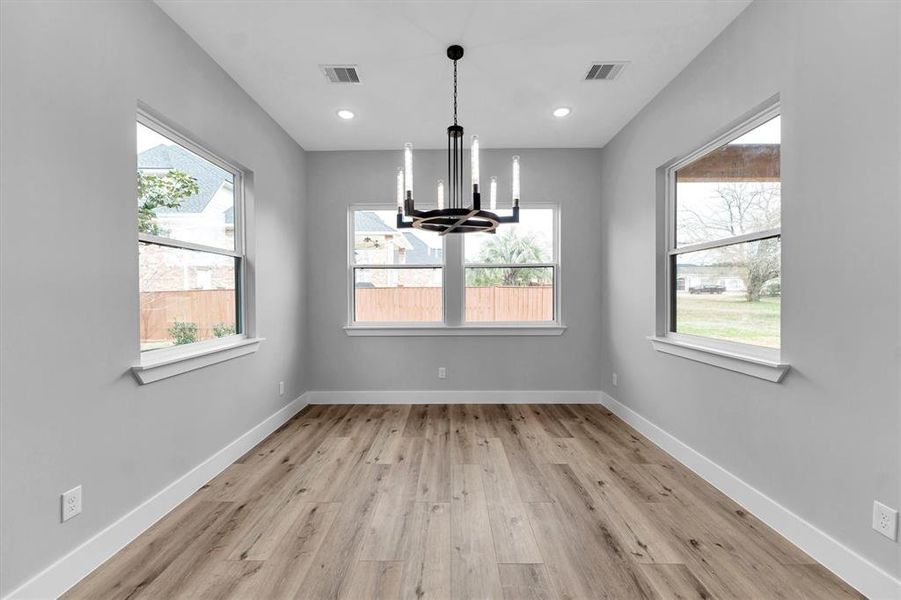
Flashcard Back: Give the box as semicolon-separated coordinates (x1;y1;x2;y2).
2;0;898;594
0;1;308;594
597;0;900;578
306;149;603;391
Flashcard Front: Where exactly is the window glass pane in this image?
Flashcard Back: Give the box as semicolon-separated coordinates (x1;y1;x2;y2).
675;116;780;247
352;210;442;266
139;242;238;351
674;238;781;348
465;267;554;322
137;122;235;251
354;268;442;322
465;208;554;264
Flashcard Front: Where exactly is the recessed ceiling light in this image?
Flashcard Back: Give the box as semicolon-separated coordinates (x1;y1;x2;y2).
552;107;572;118
336;109;355;120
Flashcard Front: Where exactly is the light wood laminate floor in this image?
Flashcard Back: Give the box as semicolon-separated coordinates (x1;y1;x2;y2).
65;404;862;599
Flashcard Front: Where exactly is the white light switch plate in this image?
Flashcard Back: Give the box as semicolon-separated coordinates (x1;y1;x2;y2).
873;500;898;541
61;486;82;522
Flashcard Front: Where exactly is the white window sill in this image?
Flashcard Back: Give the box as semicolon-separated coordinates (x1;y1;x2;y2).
345;324;566;337
132;337;264;384
647;335;790;382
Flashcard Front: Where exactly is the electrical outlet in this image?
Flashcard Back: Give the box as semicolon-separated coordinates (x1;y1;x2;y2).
278;381;285;396
61;486;82;522
873;501;898;540
438;367;447;379
612;372;618;387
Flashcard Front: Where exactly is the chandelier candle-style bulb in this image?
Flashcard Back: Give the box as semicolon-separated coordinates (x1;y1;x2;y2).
489;176;497;210
396;168;405;209
404;143;413;196
511;155;521;205
471;135;480;189
437;179;445;210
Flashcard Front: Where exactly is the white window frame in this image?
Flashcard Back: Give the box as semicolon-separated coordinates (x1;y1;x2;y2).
347;204;447;327
462;202;562;327
649;98;790;382
132;107;261;384
345;203;565;336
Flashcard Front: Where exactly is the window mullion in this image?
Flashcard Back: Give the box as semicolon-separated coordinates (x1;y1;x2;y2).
444;234;464;326
464;262;557;269
138;233;241;258
669;228;781;256
353;264;443;269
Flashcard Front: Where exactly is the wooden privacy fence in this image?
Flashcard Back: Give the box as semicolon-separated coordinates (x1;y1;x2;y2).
141;285;553;342
140;289;236;342
354;285;553;322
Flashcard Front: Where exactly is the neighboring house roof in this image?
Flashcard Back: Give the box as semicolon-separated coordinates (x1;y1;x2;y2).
353;212;442;262
138;144;231;215
354;211;396;234
402;232;443;264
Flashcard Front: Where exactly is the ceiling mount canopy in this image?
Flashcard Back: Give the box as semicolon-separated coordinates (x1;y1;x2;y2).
446;44;464;61
396;45;520;235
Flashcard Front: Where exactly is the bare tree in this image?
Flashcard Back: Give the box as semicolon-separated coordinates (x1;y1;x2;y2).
678;182;780;302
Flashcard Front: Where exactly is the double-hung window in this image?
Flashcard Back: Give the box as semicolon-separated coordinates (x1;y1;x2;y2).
348;205;561;333
653;100;787;381
464;207;557;323
136;112;248;362
350;209;445;323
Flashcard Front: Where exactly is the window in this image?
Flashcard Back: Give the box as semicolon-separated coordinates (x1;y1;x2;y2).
464;208;557;322
350;210;444;323
137;113;245;353
666;104;781;352
348;206;560;331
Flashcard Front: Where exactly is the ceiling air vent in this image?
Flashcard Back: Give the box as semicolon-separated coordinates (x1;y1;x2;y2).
585;62;627;81
320;64;361;84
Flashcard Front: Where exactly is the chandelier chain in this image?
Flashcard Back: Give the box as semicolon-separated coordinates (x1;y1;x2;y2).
453;59;458;126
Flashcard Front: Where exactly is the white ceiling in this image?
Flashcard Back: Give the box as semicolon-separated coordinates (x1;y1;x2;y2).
155;1;750;151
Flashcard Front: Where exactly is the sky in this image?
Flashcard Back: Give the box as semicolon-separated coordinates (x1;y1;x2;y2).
730;115;780;144
137;122;174;153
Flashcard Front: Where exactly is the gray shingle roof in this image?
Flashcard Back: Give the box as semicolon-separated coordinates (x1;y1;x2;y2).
402;232;443;264
354;211;396;233
138;144;231;215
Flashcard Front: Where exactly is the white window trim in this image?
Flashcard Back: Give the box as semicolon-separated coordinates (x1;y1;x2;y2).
651;97;789;382
346;202;564;335
647;334;789;383
345;325;565;337
132;335;264;384
132;106;259;383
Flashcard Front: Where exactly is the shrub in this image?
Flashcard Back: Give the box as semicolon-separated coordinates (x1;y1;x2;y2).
213;323;236;338
761;281;781;297
168;321;198;345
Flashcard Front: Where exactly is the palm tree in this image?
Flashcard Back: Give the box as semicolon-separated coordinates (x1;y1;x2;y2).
467;230;551;286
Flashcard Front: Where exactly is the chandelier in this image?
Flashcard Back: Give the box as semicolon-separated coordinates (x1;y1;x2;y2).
396;45;520;235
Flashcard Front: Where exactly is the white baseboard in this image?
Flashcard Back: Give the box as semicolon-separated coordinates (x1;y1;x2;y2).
305;389;603;405
598;391;901;600
3;393;310;600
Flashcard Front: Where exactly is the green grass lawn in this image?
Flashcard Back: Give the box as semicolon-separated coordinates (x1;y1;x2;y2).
675;292;780;348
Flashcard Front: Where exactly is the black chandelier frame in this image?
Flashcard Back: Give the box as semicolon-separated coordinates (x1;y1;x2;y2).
397;45;519;235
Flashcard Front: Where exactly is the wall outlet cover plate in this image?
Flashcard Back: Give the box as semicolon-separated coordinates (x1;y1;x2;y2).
62;486;82;522
872;500;898;541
